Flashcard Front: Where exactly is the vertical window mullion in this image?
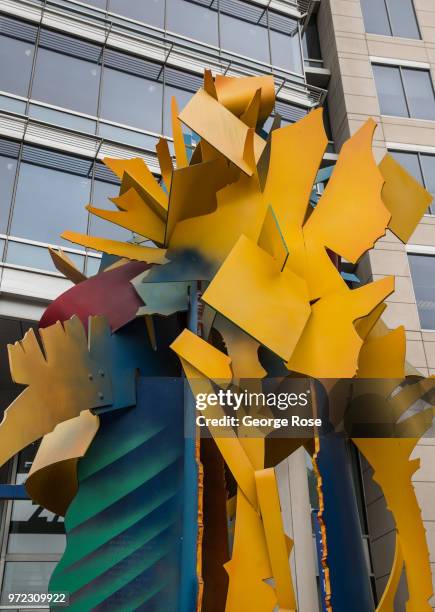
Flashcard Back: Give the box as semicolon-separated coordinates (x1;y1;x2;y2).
383;0;394;36
3;142;25;263
398;66;411;118
265;8;272;69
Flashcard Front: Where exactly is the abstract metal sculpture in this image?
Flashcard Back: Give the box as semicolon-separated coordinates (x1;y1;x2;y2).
0;71;434;611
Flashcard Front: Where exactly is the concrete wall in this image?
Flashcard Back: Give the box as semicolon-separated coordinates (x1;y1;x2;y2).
318;0;435;607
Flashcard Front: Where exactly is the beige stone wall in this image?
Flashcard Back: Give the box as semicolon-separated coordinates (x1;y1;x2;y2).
318;0;435;607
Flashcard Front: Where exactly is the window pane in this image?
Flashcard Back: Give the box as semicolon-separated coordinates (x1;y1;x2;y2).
420;154;435;194
108;0;165;27
1;561;57;596
101;67;163;132
0;155;17;233
270;28;303;74
372;64;408;117
166;0;218;46
302;19;321;60
6;241;84;273
386;0;420;39
389;150;423;183
401;68;435;121
360;0;391;36
8;445;65;554
11;162;90;246
0;35;34;96
90;179;132;241
409;254;435;329
163;85;194;136
220;14;270;64
31;48;100;115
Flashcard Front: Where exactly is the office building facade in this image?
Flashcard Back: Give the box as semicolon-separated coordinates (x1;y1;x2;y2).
0;0;433;609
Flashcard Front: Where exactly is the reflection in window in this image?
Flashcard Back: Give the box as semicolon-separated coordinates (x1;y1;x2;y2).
0;153;17;234
361;0;420;39
0;35;34;97
31;34;101;115
409;254;435;329
100;67;163;132
166;0;219;46
90;178;132;242
10;151;91;246
390;150;435;213
108;0;165;27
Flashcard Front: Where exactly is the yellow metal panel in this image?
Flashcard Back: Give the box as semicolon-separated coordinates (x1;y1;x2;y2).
255;468;297;611
305;120;390;263
0;317;111;469
202;235;310;361
263;109;327;248
171;96;189;169
354;438;433;612
357;326;406;378
165;158;233;244
104;156;168;216
155;137;173;192
49;248;87;284
240;89;261;128
380;153;433;243
179;89;266;175
87;188;166;245
170;328;232;381
26;411;99;516
214;74;275;121
287;276;395;377
62;232;168;264
169;170;266;266
376;537;403;612
257;205;288;270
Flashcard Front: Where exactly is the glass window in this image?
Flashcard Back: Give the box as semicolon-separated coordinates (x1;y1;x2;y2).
372;64;408;117
89;178;132;242
270;28;303;74
31;47;100;116
302;18;321;60
0;154;17;234
409;254;435;329
401;68;435;121
166;0;219;46
108;0;165;27
389;150;422;183
1;561;57;596
361;0;420;39
220;14;270;64
10;158;91;246
386;0;420;39
100;67;163;132
420;154;435;195
360;0;391;36
0;35;34;96
390;150;435;214
6;241;85;273
163;85;194;136
7;444;65;554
